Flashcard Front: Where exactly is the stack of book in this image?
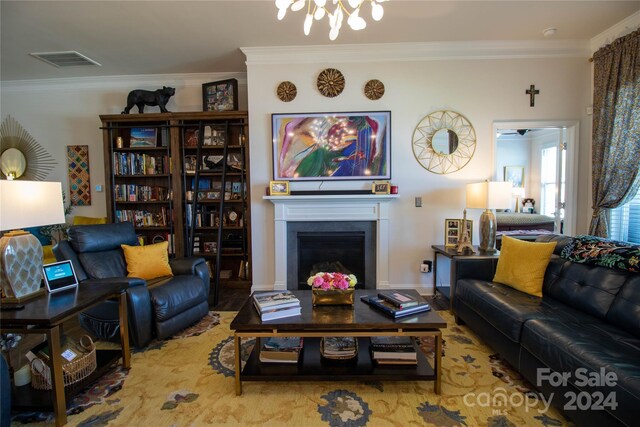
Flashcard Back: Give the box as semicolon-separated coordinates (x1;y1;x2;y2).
370;336;417;365
252;290;301;321
259;337;304;364
320;337;358;360
360;291;431;318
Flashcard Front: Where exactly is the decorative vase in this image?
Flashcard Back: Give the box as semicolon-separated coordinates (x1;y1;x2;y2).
311;288;355;306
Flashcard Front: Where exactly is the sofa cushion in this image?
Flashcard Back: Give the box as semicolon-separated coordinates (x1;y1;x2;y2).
69;222;138;253
606;274;640;339
521;319;640;426
493;236;556;297
455;279;599;343
561;234;640;273
121;241;173;280
78;250;128;279
543;258;628;319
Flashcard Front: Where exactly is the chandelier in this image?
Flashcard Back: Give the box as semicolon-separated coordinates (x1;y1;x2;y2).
275;0;387;40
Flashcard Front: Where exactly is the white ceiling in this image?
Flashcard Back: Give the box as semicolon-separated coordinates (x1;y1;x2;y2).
1;1;639;82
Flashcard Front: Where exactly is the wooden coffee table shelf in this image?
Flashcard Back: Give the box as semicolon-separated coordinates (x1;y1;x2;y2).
230;290;446;395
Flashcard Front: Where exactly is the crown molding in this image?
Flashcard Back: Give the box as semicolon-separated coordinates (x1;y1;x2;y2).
241;40;590;65
590;10;640;52
1;72;247;92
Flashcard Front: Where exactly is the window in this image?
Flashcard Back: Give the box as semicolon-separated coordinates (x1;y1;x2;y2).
610;188;640;244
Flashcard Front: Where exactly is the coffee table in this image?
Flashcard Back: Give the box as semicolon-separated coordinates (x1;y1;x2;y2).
230;289;446;395
1;283;130;427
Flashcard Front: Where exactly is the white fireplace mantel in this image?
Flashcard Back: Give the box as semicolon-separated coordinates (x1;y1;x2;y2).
265;194;398;290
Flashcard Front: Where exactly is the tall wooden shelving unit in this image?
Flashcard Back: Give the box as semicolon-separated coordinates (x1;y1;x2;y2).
100;112;251;304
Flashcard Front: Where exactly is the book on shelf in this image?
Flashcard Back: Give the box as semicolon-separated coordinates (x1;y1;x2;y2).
377;291;421;309
360;295;431;319
259;337;303;364
252;290;300;311
254;303;301;321
370;336;417;362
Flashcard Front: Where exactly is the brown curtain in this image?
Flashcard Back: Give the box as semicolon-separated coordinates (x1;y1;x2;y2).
589;29;640;237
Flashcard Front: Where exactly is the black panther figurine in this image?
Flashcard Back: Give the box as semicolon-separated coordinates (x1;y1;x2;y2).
122;86;175;114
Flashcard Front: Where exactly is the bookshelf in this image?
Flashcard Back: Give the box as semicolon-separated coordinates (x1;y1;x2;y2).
100;112;251;303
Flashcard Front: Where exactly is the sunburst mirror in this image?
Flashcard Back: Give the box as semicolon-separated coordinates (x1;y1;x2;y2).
0;116;56;180
412;110;476;174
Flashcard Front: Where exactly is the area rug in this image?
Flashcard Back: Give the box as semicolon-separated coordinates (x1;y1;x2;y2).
12;311;572;426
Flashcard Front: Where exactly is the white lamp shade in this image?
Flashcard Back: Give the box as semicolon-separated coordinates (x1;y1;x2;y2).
466;181;513;210
0;180;65;231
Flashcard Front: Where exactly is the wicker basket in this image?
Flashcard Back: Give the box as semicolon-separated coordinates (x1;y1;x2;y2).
30;335;97;390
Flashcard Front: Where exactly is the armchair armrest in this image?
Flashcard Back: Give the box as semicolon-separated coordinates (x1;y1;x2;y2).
82;277;147;288
170;257;210;297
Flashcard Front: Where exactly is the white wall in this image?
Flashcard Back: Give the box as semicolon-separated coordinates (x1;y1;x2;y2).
244;44;592;292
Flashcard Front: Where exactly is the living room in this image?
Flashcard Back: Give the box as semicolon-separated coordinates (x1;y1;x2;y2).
1;1;639;426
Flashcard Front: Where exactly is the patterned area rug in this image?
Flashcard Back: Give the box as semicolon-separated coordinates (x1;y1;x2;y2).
12;311;572;426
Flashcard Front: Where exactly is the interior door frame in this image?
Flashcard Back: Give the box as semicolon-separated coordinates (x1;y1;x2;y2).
492;120;579;236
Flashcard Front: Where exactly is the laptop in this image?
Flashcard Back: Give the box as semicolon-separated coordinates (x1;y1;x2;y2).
42;260;79;293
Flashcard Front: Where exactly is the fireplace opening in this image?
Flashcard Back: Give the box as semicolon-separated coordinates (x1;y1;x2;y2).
287;221;376;290
297;232;365;289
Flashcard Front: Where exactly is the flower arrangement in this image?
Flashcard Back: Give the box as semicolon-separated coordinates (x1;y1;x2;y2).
307;272;357;290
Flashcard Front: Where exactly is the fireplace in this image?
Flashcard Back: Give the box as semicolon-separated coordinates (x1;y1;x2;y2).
265;194;397;290
287;221;376;290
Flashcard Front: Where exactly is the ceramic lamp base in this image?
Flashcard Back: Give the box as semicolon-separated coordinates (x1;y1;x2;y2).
0;231;44;301
311;289;354;306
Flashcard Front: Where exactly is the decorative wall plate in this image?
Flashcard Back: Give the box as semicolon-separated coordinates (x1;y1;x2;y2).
364;79;385;100
316;68;345;98
277;81;297;102
412;110;476;175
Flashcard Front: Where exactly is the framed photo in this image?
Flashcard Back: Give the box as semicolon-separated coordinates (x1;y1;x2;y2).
269;180;289;196
130;128;157;147
372;181;390;194
504;165;525;188
444;218;473;247
202;79;238;112
272;111;391;181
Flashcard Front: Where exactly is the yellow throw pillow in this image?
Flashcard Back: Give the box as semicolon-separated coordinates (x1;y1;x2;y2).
73;216;108;225
493;236;557;297
121;241;173;280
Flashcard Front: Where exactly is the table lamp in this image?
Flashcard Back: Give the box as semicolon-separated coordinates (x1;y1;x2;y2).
0;180;65;302
466;181;512;253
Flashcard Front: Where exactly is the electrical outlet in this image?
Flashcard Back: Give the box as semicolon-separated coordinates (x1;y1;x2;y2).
420;260;432;273
415;197;422;207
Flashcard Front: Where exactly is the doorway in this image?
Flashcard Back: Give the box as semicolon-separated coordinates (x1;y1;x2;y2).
493;121;579;236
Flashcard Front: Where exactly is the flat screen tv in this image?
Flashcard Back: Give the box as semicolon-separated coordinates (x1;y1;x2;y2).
272;111;391;181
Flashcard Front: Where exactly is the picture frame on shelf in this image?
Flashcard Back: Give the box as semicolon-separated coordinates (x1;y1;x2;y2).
269;180;289;196
130;128;157;147
202;79;238;112
445;219;473;247
504;165;525;188
372;181;390;194
272;111;391;181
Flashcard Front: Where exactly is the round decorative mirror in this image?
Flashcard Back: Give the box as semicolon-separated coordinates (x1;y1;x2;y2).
0;148;27;179
412;110;476;174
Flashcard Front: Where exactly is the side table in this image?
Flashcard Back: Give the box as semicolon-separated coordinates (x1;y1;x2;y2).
0;284;130;427
431;245;500;312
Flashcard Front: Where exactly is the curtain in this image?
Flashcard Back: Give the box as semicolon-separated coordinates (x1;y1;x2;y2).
589;29;640;237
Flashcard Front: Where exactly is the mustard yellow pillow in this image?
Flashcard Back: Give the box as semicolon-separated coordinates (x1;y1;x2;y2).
73;216;108;225
121;242;173;280
493;236;557;297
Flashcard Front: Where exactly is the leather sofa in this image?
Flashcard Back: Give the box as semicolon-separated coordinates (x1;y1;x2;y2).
453;234;639;427
53;222;210;348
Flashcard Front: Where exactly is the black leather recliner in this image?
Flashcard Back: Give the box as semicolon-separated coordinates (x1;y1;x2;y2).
53;222;210;348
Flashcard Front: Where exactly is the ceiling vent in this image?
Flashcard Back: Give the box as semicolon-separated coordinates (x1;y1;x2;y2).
29;51;101;68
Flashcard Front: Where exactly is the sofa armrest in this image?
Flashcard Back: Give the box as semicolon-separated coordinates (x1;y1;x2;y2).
454;257;499;282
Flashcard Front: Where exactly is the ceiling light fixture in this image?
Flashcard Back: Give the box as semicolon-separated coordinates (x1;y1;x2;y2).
275;0;387;41
542;27;557;38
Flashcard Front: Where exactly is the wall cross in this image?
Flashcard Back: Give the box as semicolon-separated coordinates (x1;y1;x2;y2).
526;84;540;107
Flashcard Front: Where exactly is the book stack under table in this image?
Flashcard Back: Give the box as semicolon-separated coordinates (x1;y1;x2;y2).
259;337;303;364
252;290;301;321
370;336;417;365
